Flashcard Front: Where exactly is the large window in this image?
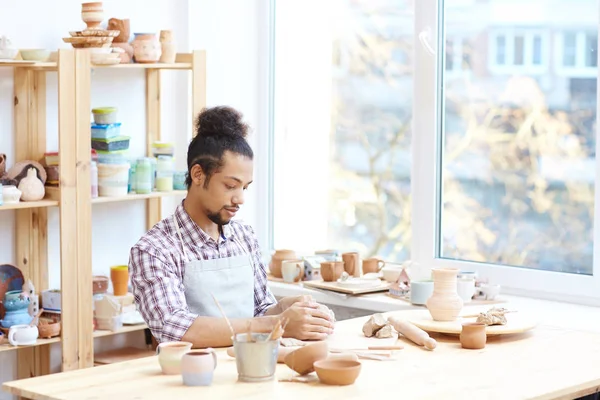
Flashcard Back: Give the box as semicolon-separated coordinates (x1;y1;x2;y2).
271;0;600;301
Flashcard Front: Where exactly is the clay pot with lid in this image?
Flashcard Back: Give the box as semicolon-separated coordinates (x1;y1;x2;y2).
426;268;463;321
460;322;486;349
269;250;296;278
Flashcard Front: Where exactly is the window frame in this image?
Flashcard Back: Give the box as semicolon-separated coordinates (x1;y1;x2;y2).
555;30;598;78
488;28;550;75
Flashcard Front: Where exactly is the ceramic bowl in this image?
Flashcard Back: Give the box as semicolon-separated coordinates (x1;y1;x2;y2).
479;283;501;300
38;321;61;338
19;49;51;62
314;359;361;385
283;341;329;375
381;266;403;282
0;48;18;60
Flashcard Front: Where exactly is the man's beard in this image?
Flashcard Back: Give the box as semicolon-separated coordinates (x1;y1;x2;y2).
207;210;231;226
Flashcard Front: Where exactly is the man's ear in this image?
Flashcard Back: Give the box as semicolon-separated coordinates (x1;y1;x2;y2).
190;164;205;186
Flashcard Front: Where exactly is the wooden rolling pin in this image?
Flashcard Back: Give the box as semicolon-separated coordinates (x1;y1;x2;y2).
388;317;437;350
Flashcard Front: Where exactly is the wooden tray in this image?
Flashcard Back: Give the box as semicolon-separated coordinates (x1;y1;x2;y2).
407;310;537;336
385;292;507;306
302;279;392;295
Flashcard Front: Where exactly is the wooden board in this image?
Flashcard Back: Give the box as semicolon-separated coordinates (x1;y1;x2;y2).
302;279;392;295
94;347;155;365
406;309;537;336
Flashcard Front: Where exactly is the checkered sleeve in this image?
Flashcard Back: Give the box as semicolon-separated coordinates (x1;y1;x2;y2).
245;226;277;316
129;244;198;342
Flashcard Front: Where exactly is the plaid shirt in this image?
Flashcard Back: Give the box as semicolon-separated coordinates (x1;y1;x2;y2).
128;200;277;343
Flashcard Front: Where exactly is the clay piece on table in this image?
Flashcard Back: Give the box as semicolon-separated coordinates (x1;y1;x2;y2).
375;323;395;339
475;307;509;326
362;313;388;337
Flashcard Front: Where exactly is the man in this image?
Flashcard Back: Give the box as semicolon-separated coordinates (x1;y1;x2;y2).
129;106;335;348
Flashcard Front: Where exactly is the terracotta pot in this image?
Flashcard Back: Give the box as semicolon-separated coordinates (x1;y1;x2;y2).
110;265;129;296
460;322;486;349
38;321;61;339
107;18;131;43
132;33;161;63
342;252;360;277
269;250;296;278
313;359;362;386
320;261;344;282
81;2;103;30
426;268;463;321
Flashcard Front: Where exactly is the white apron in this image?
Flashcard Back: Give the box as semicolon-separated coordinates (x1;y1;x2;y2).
173;215;255;319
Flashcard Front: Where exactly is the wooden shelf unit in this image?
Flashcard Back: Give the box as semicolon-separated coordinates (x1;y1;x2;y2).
1;49;206;377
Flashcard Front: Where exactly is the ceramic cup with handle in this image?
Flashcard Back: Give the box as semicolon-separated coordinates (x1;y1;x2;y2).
181;349;218;386
281;259;304;283
362;258;385;275
8;324;38;346
156;341;193;374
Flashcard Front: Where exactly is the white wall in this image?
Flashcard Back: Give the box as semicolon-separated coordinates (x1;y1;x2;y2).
0;1;267;398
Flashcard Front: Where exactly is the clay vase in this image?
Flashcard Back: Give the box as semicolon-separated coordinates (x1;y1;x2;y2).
156;341;193;375
107;18;131;43
460;322;487;349
110;265;129;296
342;252;361;277
269;249;296;278
158;30;176;63
132;33;161;63
426;268;463;321
81;2;103;30
181;349;218;386
320;261;344;282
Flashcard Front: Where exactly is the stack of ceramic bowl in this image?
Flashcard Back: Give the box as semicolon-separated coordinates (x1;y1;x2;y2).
62;2;121;65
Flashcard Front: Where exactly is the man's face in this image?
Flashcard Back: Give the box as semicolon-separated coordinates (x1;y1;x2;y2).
191;151;254;225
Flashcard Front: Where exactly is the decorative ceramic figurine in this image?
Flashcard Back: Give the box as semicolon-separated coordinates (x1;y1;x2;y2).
426;268;464;321
22;280;38;317
18;167;45;201
159;30;176;63
0;36;17;59
132;33;161;63
107;18;130;43
0;290;33;328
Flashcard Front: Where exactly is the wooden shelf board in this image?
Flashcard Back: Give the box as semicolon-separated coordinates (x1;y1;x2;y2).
0;198;59;211
93;63;192;70
93;324;148;338
0;337;60;353
92;190;187;204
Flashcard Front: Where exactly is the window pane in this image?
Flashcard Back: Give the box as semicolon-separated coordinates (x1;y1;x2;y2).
446;39;455;71
586;33;598;67
440;1;597;274
532;35;542;65
496;36;506;65
514;35;524;65
274;0;412;261
563;32;577;66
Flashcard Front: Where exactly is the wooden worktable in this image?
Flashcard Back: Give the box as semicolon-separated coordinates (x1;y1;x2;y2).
3;304;600;400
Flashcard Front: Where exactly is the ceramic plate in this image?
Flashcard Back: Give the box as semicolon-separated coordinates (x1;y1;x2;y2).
336;278;381;289
0;264;24;301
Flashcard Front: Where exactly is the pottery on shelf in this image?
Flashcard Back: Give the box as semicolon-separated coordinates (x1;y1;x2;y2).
159;30;176;63
426;268;463;321
107;18;130;43
132;33;161;63
320;261;344;282
269;249;296;278
2;185;22;204
81;2;104;30
18;167;45;201
0;35;18;60
1;290;33;328
460;322;487;349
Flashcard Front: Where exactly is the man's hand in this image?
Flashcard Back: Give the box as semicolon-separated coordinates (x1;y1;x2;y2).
280;301;335;341
277;295;314;312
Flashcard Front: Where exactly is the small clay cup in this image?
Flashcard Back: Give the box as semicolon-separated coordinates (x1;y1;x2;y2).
320;261;344;282
314;359;361;385
460;322;487;349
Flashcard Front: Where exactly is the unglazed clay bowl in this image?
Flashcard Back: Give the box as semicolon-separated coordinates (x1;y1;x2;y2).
314;359;361;385
19;49;51;62
283;341;329;375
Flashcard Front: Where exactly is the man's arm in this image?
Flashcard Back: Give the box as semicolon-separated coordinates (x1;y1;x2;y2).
129;245;277;348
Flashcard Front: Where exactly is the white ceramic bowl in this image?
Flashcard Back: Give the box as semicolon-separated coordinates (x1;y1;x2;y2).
19;49;51;62
0;48;18;59
381;266;403;283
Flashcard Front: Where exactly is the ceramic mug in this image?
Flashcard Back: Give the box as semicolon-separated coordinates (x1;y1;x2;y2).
410;280;434;305
181;349;218;386
156;341;193;375
457;278;476;303
362;258;385;274
8;324;38;346
342;252;361;277
281;260;304;283
320;261;344;282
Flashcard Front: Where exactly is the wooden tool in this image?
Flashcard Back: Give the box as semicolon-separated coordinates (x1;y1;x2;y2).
388;317;437;350
210;293;236;339
30;308;44;327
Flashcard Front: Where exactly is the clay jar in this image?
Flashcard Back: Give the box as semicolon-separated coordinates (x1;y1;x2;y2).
157;341;193;374
342;252;361;277
181;349;218;386
269;249;296;278
132;33;161;63
110;265;129;296
426;268;463;321
460;322;487;349
320;261;344;282
159;29;177;63
81;2;103;30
